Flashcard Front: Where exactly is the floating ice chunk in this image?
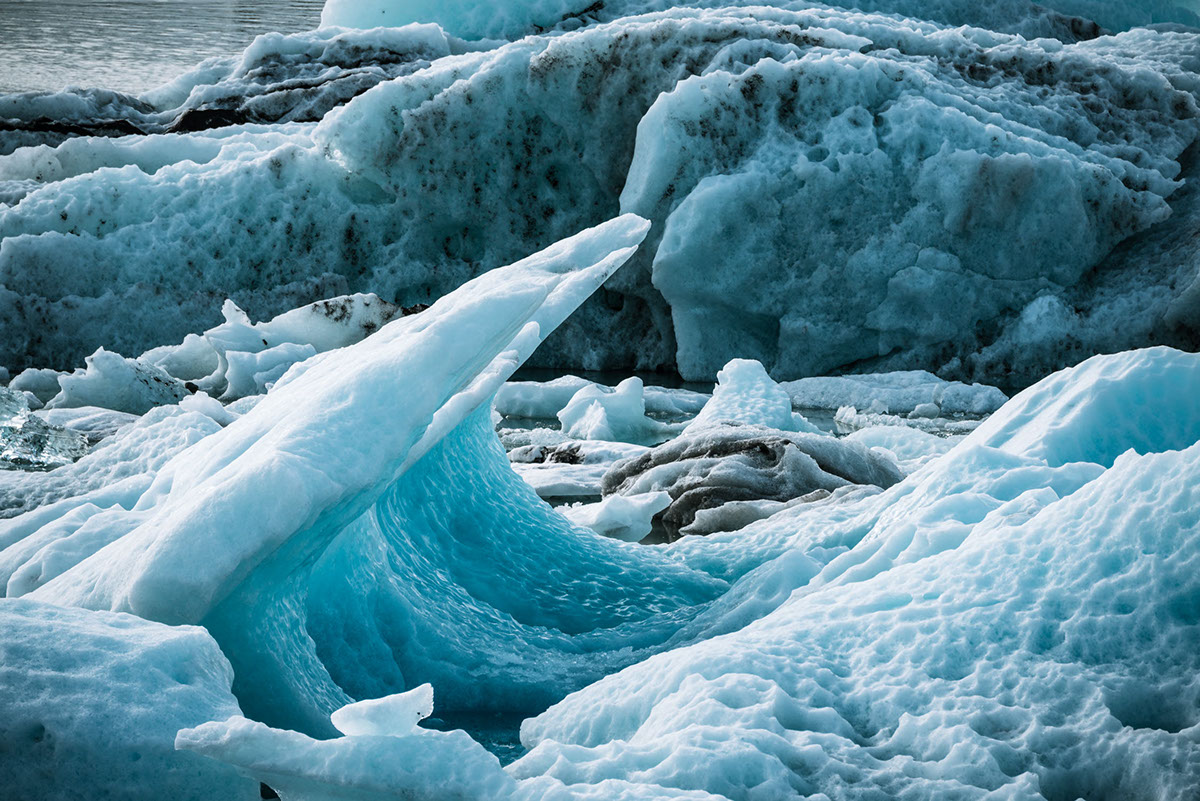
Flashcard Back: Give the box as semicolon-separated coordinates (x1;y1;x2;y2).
496;376;596;419
508;440;650;498
834;405;985;436
557;377;676;444
0;405;221;521
330;684;434;737
496;376;708;420
602;423;902;538
221;342;317;399
178;711;515;801
8;368;65;405
845;425;955;473
0;387;89;471
0;598;255;801
562;492;672;542
782;370;1007;416
686;359;818;434
321;0;587;40
45;349;191;415
33;406;139;445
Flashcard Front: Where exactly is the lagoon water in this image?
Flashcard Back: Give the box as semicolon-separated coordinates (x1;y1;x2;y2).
0;0;324;95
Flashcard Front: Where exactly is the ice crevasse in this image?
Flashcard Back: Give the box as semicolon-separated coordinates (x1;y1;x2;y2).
0;213;1197;799
4;3;1200;384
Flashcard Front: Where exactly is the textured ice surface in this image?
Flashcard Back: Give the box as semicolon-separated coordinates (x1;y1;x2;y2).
561;491;673;542
557;377;677;444
686;358;819;433
0;25;458;155
512;347;1200;800
179;693;515;801
0;387;88;470
4;8;1200;382
161;345;1200;799
783;370;1007;415
0;598;255;801
320;0;1200;41
4;217;733;739
602;422;903;538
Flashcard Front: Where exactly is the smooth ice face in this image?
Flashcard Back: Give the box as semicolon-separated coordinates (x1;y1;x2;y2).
330;684;434;736
0;598;256;801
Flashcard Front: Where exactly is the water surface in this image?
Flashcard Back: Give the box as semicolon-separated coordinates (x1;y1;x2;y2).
0;0;324;95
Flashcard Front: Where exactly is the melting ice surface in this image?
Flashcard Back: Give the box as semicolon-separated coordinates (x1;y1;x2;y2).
3;0;1200;799
2;214;1200;799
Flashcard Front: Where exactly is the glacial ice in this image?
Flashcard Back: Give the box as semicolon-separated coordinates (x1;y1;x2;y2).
2;215;1198;798
685;358;819;433
0;598;255;801
601;422;904;538
4;216;737;741
0;387;88;471
3;0;1200;798
4;6;1200;383
561;491;673;542
557;377;677;444
782;370;1008;416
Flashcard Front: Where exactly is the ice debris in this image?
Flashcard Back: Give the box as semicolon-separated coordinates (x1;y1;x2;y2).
557;377;677;444
602;423;903;538
0;387;88;471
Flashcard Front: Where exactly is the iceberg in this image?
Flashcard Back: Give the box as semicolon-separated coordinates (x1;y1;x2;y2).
5;216;728;740
3;6;1200;385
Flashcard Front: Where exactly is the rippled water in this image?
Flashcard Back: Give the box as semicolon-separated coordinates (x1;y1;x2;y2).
0;0;325;95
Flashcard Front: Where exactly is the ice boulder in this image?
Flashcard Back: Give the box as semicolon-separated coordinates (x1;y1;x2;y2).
0;598;256;801
686;358;818;433
561;491;673;542
557;377;676;444
602;423;903;538
0;387;88;471
782;370;1007;416
45;349;192;415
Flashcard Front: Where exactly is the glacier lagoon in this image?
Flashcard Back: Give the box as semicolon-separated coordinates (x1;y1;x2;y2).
2;1;1200;800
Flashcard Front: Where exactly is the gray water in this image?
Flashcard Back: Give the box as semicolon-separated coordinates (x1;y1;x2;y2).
0;0;325;96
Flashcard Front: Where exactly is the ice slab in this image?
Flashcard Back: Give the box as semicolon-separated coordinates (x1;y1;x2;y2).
0;598;255;801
